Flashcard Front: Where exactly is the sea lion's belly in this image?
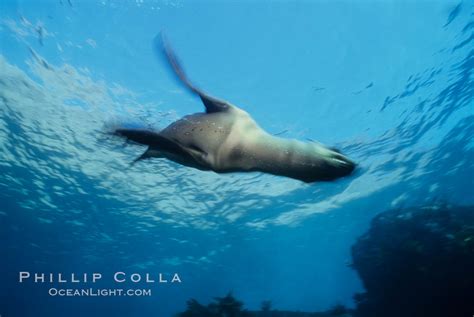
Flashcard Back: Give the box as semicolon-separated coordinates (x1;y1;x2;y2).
213;110;266;171
159;108;266;171
159;112;235;165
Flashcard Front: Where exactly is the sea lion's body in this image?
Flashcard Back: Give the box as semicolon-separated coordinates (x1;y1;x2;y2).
114;35;356;183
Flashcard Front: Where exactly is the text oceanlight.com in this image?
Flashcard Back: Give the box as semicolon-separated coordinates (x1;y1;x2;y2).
18;271;182;298
48;288;152;297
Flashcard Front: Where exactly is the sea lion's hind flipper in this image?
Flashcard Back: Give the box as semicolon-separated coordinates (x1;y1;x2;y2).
131;148;152;165
115;128;199;165
157;32;229;114
114;128;162;146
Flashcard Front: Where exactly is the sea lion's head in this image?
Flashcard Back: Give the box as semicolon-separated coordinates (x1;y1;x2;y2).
294;144;356;183
319;147;356;180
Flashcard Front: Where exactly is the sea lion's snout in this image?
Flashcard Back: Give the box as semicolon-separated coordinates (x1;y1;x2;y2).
336;156;356;175
296;146;356;183
328;151;356;178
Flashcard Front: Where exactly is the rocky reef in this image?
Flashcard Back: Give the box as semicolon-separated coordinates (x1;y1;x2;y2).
351;204;474;317
176;204;474;317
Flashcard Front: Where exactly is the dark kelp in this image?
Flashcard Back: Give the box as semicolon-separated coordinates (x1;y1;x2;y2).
175;292;351;317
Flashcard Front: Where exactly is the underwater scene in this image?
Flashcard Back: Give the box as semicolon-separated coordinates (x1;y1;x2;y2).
0;0;473;316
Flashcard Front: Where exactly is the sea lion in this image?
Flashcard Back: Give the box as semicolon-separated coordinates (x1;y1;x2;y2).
114;34;356;183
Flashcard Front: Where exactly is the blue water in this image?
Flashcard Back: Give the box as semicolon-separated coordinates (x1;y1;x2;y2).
0;1;472;316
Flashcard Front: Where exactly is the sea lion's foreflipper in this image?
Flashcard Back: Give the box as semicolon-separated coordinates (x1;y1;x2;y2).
157;32;229;114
